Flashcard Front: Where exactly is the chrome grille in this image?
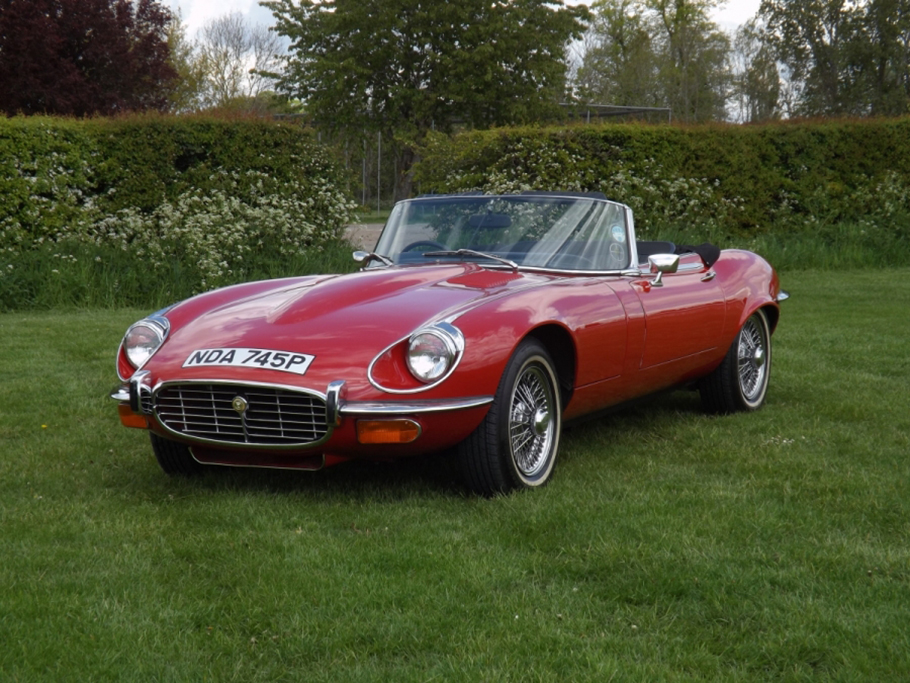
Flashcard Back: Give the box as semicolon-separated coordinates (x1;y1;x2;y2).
140;389;153;415
154;383;328;446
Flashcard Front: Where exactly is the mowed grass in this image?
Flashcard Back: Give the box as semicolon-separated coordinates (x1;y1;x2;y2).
1;269;908;682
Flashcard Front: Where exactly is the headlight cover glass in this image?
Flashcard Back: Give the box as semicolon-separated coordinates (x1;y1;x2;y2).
406;323;464;383
123;317;169;369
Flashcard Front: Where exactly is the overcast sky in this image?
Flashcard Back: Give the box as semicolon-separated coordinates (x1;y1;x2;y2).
163;0;763;38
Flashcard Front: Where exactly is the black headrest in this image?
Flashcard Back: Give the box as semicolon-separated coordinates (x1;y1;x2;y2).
676;243;721;268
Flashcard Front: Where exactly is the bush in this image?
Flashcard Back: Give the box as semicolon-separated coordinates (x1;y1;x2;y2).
0;115;358;311
414;120;910;262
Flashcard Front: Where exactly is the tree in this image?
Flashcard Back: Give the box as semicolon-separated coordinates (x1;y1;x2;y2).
759;0;910;117
861;0;910;116
195;12;285;110
263;0;589;197
0;0;177;116
575;0;661;111
162;11;288;114
651;0;731;122
165;11;207;113
578;0;730;122
759;0;860;115
730;19;781;121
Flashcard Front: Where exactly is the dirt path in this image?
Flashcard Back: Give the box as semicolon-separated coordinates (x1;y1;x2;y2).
344;223;384;250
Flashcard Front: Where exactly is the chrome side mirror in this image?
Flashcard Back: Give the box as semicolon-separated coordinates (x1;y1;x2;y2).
352;251;393;267
648;254;679;287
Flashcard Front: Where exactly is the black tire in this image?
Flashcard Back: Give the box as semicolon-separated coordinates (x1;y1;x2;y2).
456;339;562;495
699;309;771;414
150;432;204;476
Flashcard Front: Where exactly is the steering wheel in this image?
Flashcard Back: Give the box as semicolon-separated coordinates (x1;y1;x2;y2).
401;240;447;253
609;242;627;266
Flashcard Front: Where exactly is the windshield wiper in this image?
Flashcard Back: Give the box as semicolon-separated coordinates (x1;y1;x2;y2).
423;249;518;272
353;250;394;267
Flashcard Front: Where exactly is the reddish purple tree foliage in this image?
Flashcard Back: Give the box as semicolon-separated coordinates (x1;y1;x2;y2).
0;0;177;116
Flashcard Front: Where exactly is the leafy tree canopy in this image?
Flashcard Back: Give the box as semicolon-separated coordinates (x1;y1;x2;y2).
263;0;590;137
577;0;730;123
0;0;176;117
759;0;910;117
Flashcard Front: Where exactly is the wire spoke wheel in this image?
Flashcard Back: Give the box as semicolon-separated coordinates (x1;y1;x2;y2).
737;316;768;403
699;309;772;414
456;339;562;494
509;365;556;478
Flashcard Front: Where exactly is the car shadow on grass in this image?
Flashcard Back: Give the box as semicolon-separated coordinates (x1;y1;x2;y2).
192;450;466;500
110;389;710;500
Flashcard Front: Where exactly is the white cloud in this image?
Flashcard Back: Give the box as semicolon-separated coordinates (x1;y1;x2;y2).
163;0;762;44
713;0;762;33
163;0;278;36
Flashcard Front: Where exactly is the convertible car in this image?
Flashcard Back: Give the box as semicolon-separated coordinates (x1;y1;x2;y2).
112;192;786;494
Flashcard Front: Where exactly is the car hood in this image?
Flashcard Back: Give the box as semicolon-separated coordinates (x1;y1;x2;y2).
149;264;549;392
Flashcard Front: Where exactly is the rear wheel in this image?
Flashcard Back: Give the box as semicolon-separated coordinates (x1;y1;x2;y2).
456;339;561;495
150;433;204;476
700;309;771;413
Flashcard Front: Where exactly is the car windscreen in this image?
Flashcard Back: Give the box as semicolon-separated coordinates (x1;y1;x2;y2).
373;195;631;271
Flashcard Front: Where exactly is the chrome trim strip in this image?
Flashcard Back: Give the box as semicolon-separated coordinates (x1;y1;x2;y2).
129;370;151;413
326;380;346;426
153;378;329;400
341;395;493;416
626;207;639;268
190;449;327;472
462;263;638;277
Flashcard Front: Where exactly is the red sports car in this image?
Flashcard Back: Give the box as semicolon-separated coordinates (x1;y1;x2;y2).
112;192;787;494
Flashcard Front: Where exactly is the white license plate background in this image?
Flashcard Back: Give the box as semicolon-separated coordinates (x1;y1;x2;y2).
183;348;315;375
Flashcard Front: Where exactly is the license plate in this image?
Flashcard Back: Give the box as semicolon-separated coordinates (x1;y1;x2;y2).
183;348;315;375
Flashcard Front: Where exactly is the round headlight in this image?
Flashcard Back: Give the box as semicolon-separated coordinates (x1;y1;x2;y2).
408;332;453;382
123;320;167;369
406;324;463;383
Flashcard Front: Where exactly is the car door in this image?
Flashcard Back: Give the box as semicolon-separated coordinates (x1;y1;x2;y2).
631;256;727;371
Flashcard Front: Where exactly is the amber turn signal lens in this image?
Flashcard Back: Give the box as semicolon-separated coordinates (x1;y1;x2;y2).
356;419;420;444
118;403;149;429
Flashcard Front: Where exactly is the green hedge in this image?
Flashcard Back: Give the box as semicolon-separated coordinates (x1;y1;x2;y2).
0;114;350;240
413;119;910;245
0;115;357;310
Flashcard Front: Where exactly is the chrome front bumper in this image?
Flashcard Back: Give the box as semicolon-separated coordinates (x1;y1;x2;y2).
112;377;493;431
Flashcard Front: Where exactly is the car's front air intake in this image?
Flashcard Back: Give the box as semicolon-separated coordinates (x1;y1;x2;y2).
154;382;328;447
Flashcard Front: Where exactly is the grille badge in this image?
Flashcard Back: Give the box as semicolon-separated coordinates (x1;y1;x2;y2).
232;396;249;416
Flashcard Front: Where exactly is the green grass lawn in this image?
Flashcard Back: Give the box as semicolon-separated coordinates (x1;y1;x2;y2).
1;269;908;682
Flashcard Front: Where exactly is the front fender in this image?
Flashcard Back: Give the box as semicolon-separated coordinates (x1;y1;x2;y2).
714;250;782;338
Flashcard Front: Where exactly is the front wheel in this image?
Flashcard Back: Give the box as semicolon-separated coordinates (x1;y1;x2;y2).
700;309;772;413
150;433;204;476
456;339;562;495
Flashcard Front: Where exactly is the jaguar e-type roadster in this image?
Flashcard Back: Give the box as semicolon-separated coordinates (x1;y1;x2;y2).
112;192;787;494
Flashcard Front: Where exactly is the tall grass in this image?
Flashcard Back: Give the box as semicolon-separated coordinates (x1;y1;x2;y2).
4;218;907;312
0;238;360;311
659;219;910;271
